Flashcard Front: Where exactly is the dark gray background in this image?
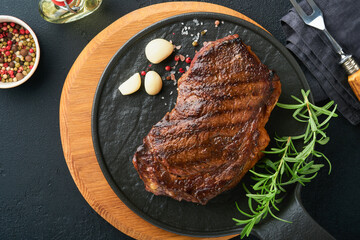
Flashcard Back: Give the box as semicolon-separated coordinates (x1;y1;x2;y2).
0;0;359;239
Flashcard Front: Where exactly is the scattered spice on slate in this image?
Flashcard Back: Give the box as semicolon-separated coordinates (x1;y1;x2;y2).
170;73;176;81
0;22;36;83
179;54;185;62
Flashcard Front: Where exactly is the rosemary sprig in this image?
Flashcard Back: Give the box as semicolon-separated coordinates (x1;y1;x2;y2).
233;90;338;239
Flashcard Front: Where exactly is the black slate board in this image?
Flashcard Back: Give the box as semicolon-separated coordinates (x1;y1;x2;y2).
92;12;311;237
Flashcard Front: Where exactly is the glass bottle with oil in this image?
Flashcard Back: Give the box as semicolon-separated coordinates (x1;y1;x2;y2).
39;0;102;24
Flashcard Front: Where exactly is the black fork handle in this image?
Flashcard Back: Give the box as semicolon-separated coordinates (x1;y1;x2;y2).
252;185;335;240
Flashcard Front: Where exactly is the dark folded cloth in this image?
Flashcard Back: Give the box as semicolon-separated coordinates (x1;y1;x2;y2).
281;0;360;125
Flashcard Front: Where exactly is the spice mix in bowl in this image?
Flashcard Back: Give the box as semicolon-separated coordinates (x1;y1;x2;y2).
0;15;40;89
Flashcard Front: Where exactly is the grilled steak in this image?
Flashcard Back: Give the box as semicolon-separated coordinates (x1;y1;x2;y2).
133;34;281;205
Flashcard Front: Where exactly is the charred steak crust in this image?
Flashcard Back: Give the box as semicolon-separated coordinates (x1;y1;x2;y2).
133;34;281;205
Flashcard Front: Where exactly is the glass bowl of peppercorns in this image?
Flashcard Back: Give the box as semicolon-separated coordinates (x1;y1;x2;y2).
0;16;40;89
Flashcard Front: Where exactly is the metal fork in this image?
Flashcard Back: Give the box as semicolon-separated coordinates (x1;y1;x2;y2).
290;0;360;101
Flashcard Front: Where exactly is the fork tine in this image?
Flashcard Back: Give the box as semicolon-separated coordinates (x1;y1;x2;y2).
290;0;311;21
305;0;319;11
305;0;324;16
290;0;326;29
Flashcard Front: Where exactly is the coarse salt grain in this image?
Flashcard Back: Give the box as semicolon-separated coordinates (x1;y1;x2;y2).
181;26;188;35
193;19;200;26
192;32;200;42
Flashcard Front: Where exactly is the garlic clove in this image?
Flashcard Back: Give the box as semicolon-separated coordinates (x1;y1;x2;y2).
118;73;141;95
145;39;174;64
145;71;162;95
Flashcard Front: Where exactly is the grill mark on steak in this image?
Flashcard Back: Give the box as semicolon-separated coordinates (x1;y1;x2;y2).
151;118;252;144
152;107;267;176
132;34;281;204
182;75;272;92
173;95;269;119
185;81;270;101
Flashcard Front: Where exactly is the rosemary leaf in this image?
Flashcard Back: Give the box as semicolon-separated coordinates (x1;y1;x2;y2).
233;90;337;238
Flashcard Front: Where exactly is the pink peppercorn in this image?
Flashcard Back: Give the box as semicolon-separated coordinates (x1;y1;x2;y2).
2;27;7;31
10;22;15;27
7;40;12;45
5;51;10;56
141;71;146;76
174;55;180;61
165;66;171;71
5;45;11;51
179;68;185;73
29;49;34;53
185;57;192;64
29;65;33;69
25;30;30;34
12;29;18;34
19;29;25;35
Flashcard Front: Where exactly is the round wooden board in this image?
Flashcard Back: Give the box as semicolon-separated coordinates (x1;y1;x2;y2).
59;2;268;239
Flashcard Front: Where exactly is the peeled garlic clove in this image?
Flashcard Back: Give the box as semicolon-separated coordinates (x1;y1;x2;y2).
118;73;141;95
145;39;174;64
145;71;162;95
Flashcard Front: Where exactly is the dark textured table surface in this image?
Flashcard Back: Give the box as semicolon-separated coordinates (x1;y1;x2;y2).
0;1;359;239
